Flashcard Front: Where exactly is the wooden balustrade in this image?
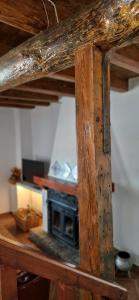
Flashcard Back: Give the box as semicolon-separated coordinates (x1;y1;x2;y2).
0;235;127;300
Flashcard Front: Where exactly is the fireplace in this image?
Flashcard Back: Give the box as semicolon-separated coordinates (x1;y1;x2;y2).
47;189;79;248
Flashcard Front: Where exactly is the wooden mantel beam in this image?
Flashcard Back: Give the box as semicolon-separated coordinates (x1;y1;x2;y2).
0;0;138;92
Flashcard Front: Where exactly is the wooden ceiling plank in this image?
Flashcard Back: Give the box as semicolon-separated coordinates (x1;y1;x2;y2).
15;78;75;97
14;75;128;95
0;98;50;106
0;90;59;102
111;53;139;74
110;72;128;92
0;0;138;92
0;0;46;34
50;67;128;92
0;0;93;34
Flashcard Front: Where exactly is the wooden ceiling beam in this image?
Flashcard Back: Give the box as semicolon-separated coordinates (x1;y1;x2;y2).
110;53;139;74
0;98;50;107
14;74;128;95
0;90;59;102
0;23;137;82
0;0;138;92
110;72;128;92
51;68;129;92
15;78;75;97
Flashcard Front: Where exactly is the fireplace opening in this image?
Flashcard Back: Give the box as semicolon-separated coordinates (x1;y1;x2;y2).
53;211;61;230
47;189;79;248
65;216;74;237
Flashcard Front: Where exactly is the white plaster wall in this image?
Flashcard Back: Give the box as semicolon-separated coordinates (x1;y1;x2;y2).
111;80;139;265
49;97;77;180
20;109;33;159
0;109;17;213
31;104;60;161
19;104;60;163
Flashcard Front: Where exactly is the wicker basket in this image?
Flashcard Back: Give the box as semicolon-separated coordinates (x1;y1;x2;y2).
14;206;42;232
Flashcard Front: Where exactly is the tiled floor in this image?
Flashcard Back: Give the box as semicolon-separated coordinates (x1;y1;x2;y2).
0;213;138;299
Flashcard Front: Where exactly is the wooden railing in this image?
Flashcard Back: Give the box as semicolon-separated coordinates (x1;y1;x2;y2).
0;235;127;300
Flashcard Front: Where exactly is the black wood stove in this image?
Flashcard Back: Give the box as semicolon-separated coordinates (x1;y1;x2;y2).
47;189;79;248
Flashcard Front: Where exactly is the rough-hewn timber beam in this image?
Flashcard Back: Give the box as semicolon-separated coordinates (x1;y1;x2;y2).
0;90;59;102
15;78;75;96
0;98;50;107
51;68;129;92
0;0;138;92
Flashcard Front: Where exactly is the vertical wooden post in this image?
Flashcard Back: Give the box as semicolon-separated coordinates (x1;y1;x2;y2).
75;45;115;299
49;281;78;300
0;265;17;300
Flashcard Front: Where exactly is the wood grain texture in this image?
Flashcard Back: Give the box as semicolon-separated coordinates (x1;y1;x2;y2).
75;45;115;299
0;0;138;91
0;265;17;300
0;23;133;93
0;236;127;299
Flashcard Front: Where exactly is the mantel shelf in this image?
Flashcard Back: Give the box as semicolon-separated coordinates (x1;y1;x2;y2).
34;176;115;195
34;176;77;196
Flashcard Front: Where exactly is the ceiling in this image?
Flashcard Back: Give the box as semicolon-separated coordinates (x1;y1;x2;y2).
0;0;138;108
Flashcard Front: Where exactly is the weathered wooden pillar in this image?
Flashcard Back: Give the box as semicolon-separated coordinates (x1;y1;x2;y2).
0;265;17;300
75;45;115;300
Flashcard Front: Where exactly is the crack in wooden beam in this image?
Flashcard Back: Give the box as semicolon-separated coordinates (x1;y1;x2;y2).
0;0;138;92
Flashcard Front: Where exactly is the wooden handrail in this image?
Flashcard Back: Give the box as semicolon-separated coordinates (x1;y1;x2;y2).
0;236;127;299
